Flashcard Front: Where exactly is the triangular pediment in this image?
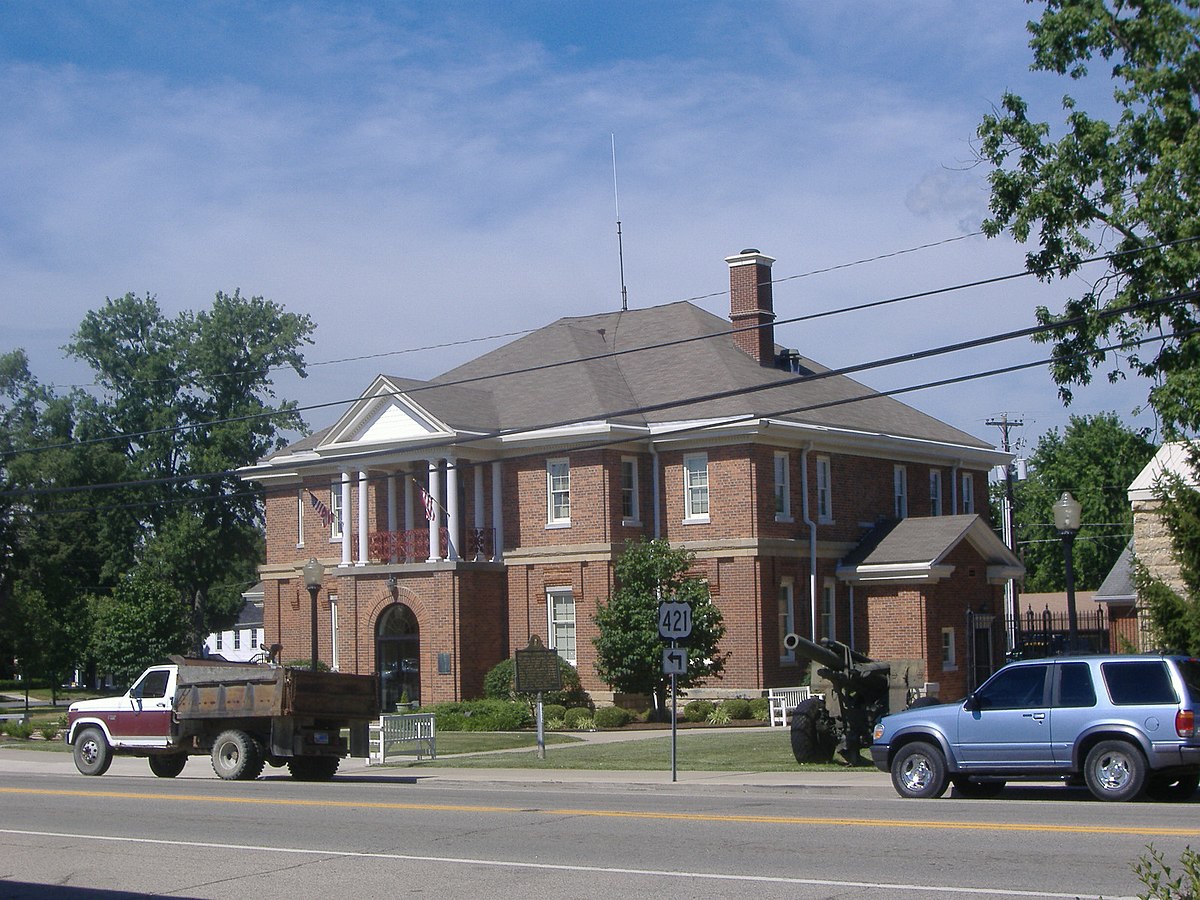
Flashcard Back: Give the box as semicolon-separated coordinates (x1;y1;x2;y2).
321;376;453;449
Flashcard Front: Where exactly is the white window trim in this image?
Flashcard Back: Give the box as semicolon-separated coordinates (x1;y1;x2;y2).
773;451;792;522
893;465;908;520
620;456;641;526
821;577;837;643
961;473;975;514
816;455;833;523
929;470;943;517
683;453;710;523
546;586;577;667
330;594;339;671
779;577;796;663
296;488;305;549
942;626;957;671
329;481;344;541
546;458;571;527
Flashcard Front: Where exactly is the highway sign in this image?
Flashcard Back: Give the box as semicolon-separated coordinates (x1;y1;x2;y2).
657;601;693;640
662;646;688;676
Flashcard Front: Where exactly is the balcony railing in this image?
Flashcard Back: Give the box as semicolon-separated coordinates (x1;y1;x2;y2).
368;528;496;564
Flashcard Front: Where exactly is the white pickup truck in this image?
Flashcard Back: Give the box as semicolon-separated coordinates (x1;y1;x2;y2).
66;657;379;781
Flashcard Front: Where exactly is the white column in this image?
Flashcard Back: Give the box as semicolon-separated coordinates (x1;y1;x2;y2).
404;471;414;532
491;460;504;562
357;469;369;566
473;463;485;560
446;457;459;561
340;470;352;567
386;473;398;564
427;459;442;562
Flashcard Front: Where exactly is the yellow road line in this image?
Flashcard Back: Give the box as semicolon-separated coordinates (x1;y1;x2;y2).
0;786;1195;837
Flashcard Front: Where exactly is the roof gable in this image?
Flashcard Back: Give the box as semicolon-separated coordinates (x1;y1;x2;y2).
838;514;1023;585
322;376;453;448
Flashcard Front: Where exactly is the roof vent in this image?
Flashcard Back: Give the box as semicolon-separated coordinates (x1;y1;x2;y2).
740;248;760;255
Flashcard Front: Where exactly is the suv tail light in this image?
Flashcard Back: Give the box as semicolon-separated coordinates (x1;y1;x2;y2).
1176;709;1195;738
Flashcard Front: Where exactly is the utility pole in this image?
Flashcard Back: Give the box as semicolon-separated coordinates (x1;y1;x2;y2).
988;414;1024;652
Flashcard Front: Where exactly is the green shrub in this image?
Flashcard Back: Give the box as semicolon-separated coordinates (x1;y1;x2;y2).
2;721;34;739
721;698;753;720
428;700;531;732
482;657;591;709
1133;844;1200;898
683;700;714;723
593;706;634;728
563;707;594;729
541;703;567;722
749;697;770;721
706;705;732;725
39;724;60;741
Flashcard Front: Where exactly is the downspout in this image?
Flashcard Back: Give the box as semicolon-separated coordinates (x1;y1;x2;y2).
951;461;961;515
800;445;818;641
650;442;661;540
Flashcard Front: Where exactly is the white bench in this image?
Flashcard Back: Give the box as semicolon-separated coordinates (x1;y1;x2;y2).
368;713;436;764
0;712;30;725
768;687;821;727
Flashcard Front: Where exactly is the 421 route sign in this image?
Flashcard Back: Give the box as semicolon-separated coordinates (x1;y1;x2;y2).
657;601;693;641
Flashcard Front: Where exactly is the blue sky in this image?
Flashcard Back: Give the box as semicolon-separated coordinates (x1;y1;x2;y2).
0;1;1155;455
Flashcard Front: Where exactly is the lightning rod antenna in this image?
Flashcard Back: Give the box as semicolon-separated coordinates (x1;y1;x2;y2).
612;134;628;311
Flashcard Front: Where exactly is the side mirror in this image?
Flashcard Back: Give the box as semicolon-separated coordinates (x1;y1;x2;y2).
963;693;980;712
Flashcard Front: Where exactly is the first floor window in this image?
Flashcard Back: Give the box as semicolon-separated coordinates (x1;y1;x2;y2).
684;453;709;520
773;452;791;520
942;627;956;670
233;630;241;651
548;588;576;666
330;595;339;671
778;578;795;662
929;470;943;516
893;465;908;519
250;629;259;649
547;459;570;524
215;632;223;650
821;578;837;642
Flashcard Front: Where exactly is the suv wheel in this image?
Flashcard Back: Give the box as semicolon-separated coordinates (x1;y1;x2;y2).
891;741;948;799
1083;740;1146;802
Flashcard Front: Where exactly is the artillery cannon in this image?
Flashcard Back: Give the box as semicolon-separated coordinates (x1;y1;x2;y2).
781;633;893;766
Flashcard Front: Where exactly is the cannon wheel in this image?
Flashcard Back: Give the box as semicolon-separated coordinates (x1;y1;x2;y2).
789;698;836;764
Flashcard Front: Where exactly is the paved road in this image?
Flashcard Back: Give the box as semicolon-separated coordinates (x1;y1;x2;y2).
2;746;1198;899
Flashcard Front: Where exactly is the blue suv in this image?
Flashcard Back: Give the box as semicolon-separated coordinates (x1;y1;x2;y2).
870;654;1200;801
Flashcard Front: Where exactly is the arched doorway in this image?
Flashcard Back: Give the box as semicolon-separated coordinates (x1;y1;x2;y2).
376;603;420;710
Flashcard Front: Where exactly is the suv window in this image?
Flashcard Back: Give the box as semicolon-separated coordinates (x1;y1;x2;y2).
975;664;1049;709
1177;659;1200;703
1102;661;1176;705
1056;662;1096;708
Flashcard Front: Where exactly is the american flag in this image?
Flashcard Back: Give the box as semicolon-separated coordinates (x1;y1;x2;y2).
418;484;435;522
307;490;334;528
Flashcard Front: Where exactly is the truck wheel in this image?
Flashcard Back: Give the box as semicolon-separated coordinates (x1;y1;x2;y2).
72;727;113;777
891;741;948;798
1144;770;1199;802
148;754;188;778
211;730;264;781
287;756;340;781
1084;740;1146;802
789;698;836;764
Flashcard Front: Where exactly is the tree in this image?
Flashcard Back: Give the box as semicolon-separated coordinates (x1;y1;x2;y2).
1007;413;1155;591
593;539;727;714
91;569;191;686
977;0;1200;433
1135;447;1200;653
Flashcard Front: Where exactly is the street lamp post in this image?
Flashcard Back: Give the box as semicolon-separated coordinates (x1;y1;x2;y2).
1052;492;1082;654
302;558;325;672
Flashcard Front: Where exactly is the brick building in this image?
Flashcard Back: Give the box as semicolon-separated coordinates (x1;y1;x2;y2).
239;249;1020;708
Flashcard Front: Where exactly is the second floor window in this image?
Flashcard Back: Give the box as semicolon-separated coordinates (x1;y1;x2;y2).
683;453;709;520
816;455;832;521
894;466;908;519
233;629;241;650
621;457;639;523
961;473;975;514
329;481;344;539
773;452;791;520
930;470;942;516
547;459;570;524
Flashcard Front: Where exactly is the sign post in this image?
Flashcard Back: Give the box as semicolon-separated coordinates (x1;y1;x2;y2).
658;601;693;783
514;635;562;760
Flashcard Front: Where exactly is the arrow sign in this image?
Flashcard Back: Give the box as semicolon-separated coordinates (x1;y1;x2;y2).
662;646;688;676
658;601;693;640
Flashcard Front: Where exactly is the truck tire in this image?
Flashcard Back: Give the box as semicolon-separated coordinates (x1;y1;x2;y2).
211;730;265;781
890;741;949;799
287;756;340;781
1083;740;1146;802
789;698;836;764
148;754;188;778
72;727;113;777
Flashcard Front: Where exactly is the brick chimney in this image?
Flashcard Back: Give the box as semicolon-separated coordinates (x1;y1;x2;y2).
726;249;776;365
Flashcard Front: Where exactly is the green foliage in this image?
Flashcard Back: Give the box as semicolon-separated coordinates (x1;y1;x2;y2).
428;699;531;732
1133;844;1200;899
482;656;590;709
541;703;567;722
285;659;331;672
1;721;33;739
1005;414;1155;591
1136;450;1200;654
749;696;771;721
91;570;191;686
39;724;59;741
720;698;753;720
563;707;594;729
976;1;1200;432
593;706;634;728
683;699;714;722
593;539;728;710
706;705;732;726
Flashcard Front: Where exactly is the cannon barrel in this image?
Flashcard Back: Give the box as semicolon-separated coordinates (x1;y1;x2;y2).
783;633;844;670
